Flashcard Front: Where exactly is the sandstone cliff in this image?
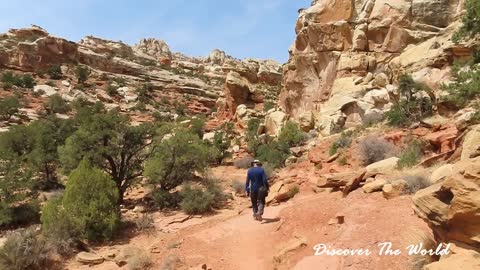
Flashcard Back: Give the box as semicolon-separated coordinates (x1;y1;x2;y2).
279;0;473;135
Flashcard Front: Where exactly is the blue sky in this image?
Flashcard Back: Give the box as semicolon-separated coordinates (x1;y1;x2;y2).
0;0;310;62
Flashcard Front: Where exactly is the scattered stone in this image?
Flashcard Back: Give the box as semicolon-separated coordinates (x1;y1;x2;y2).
273;235;307;263
362;179;387;193
382;180;409;199
76;252;104;265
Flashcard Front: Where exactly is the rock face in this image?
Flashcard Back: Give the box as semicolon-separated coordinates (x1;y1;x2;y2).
133;38;171;60
279;0;467;135
413;158;480;248
219;58;282;116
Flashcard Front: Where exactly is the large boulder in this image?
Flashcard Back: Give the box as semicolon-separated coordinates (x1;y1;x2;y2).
430;164;454;184
365;157;399;174
461;125;480;161
413;158;480;247
265;111;287;136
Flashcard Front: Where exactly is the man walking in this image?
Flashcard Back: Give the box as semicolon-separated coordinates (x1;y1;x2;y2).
245;160;269;221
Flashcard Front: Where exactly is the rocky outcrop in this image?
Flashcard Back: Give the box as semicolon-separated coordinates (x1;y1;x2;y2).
133;38;172;60
413;158;480;248
218;58;282;116
280;0;468;135
1;26;78;70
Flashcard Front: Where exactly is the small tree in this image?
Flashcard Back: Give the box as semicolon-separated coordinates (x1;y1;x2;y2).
453;0;480;41
256;141;290;169
47;65;63;80
75;65;90;83
210;122;233;164
278;120;305;147
386;74;433;127
0;96;20;121
44;94;70;114
61;159;120;241
59;110;155;203
145;129;214;192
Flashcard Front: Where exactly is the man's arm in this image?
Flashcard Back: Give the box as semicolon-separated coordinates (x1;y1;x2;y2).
245;171;250;194
262;169;269;190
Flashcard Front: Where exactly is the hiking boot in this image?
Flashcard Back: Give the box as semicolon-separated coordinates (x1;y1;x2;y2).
256;213;263;221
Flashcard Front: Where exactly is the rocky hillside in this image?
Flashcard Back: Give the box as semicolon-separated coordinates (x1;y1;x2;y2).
278;0;474;135
0;25;282;130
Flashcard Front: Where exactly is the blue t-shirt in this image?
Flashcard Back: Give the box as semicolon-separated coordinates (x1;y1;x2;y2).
245;166;269;193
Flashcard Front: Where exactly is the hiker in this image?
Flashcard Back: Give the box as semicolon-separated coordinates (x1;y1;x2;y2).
245;159;269;221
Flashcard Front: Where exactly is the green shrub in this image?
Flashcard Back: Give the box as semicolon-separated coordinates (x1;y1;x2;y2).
0;96;20;120
246;118;262;154
264;101;274;112
453;0;480;41
385;103;410;127
231;179;245;194
75;65;90;83
190;116;205;138
151;189;181;209
21;74;35;89
211;124;233;164
204;177;227;207
60;160;120;241
397;140;425;169
442;63;480;109
113;77;126;87
136;83;154;103
359;135;395;166
0;228;52;270
134;214;155;233
256;141;290;169
386;74;433;127
278;120;305;147
47;65;62;80
106;85;118;96
180;185;215;215
41;195;78;256
329;131;353;156
44;94;70;114
145;129;214;192
1;71;35;89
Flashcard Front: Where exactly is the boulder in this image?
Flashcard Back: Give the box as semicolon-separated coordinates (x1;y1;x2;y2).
202;132;216;142
298;112;314;131
265;111;286;136
413;158;480;247
76;252;104;265
362;178;387;193
461;125;480;161
430;164;454;184
33;84;57;96
423;249;480;270
366;157;399;174
374;73;389;87
285;156;298;166
236;104;248;118
382;180;409;199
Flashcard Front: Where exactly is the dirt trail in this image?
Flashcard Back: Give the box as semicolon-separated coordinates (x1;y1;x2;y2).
67;166;430;270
